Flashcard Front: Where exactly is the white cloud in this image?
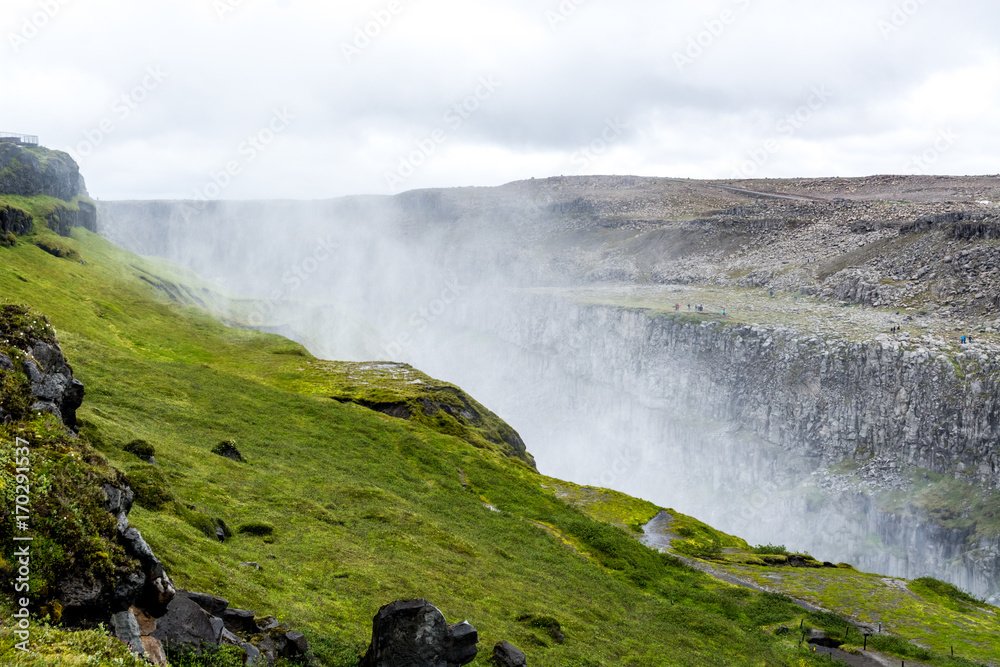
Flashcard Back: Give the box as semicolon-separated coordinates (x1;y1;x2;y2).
2;0;997;198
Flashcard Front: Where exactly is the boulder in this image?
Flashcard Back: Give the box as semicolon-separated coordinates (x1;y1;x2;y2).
0;352;13;371
359;599;478;667
223;608;259;634
150;593;223;652
275;629;310;660
21;341;85;430
111;610;145;657
140;637;169;667
185;591;229;616
119;524;176;613
492;641;527;667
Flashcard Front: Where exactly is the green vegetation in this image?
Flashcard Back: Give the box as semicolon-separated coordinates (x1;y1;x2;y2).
33;238;80;262
714;561;1000;665
123;438;155;460
751;543;788;555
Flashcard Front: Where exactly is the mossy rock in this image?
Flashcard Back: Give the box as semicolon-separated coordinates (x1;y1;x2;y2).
515;613;565;643
211;439;245;462
34;237;80;261
123;438;155;460
0;231;16;248
126;464;174;510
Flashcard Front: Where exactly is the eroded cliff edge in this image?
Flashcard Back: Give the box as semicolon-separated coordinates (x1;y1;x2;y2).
485;294;1000;600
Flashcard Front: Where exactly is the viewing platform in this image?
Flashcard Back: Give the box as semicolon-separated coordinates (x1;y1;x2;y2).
0;132;39;146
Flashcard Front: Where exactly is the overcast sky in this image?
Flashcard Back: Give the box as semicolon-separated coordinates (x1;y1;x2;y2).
3;0;998;200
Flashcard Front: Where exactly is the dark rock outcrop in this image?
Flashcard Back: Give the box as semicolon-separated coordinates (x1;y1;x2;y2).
102;482;177;616
186;591;229;617
0;204;33;236
359;599;478;667
47;199;97;236
150;593;224;652
0;142;88;201
222;608;259;634
24;339;85;430
491;641;527;667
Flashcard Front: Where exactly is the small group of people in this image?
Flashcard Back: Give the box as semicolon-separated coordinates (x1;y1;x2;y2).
889;325;901;334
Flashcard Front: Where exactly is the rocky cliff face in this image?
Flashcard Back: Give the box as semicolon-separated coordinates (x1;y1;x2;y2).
0;143;88;201
465;294;1000;600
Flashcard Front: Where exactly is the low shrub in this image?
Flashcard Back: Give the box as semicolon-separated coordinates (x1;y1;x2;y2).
166;643;246;667
126;464;174;510
237;521;275;537
123;438;155;460
751;543;788;555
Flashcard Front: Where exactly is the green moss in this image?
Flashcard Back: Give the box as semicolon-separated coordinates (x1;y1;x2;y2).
236;521;275;537
123;438;155;459
125;464;174;510
34;237;80;261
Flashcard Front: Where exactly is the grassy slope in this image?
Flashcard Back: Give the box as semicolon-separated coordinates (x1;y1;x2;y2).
0;225;846;666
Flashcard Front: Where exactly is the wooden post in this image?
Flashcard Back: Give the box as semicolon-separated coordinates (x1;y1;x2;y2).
863;634;867;650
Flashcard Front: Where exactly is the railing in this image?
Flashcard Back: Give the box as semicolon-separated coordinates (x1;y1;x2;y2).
0;133;39;146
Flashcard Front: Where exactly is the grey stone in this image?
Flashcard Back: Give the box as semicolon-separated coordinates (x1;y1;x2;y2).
185;591;229;616
0;353;13;371
222;608;259;634
111;610;145;657
151;594;223;652
491;641;527;667
360;599;478;667
279;630;309;659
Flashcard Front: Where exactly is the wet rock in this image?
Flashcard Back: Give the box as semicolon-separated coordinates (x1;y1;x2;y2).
359;599;478;667
491;641;527;667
